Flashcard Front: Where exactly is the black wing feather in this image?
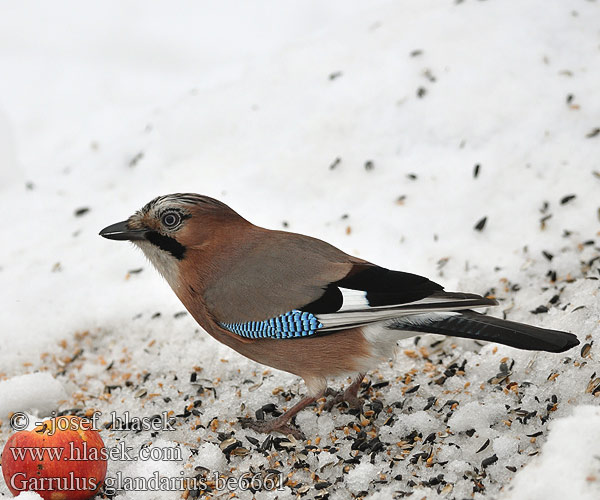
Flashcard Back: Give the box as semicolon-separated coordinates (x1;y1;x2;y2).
300;264;444;314
300;284;343;314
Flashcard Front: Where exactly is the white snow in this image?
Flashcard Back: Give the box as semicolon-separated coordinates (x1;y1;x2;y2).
14;493;43;500
1;1;599;499
0;373;67;419
193;442;227;474
346;461;378;494
448;401;506;433
506;406;600;500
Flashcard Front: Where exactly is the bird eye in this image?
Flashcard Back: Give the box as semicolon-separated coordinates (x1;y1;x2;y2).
161;212;181;228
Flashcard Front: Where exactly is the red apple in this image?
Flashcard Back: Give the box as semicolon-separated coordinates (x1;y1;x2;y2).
1;415;107;499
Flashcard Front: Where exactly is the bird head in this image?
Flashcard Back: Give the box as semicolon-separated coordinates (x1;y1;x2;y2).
99;193;244;288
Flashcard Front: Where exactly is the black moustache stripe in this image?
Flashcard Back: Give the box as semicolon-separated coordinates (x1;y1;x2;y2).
145;231;186;260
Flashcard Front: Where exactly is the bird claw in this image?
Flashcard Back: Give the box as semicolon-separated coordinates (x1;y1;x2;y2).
323;387;363;412
238;417;305;440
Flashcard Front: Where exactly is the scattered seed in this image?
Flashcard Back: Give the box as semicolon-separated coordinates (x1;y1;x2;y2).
581;343;592;358
423;397;437;411
473;164;480;178
476;439;490;453
219;437;238;450
474;217;487;231
527;431;543;438
417;87;427;98
261;403;277;413
423;433;436;444
423;69;436;82
441;484;453;494
540;214;553;229
482;454;498;468
260;435;273;451
586;378;600;394
371;381;389;389
586;128;600;138
365;160;374;171
74;207;90;217
560;194;576;205
329;157;341;170
229;447;250;457
329;71;343;80
531;305;549;314
129;151;144;167
248;381;263;392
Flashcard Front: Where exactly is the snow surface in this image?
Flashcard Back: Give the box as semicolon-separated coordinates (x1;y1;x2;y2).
1;1;599;499
13;493;43;500
507;405;600;500
0;373;67;420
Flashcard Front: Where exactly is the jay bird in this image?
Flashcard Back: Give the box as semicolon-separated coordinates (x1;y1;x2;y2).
100;193;579;438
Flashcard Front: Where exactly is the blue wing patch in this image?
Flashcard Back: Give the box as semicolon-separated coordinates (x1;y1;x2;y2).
220;310;323;339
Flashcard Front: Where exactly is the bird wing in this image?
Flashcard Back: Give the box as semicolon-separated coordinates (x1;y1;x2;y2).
315;268;497;332
204;229;495;339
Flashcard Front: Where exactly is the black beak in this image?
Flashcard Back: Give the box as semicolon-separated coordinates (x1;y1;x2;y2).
99;221;147;241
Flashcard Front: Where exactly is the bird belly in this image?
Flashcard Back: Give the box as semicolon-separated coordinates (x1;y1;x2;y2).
210;325;379;381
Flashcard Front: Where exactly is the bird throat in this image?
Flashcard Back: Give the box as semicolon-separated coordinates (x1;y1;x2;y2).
134;238;183;291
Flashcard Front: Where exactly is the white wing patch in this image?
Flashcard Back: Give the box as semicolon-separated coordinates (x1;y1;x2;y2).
338;288;370;311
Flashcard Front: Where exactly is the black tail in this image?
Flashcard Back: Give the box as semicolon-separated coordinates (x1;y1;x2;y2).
390;310;579;353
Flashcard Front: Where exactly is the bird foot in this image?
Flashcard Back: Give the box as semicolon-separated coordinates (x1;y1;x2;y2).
239;417;305;440
323;387;363;412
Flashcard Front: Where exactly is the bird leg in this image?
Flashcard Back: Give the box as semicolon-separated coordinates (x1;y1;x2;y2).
239;395;319;439
240;374;365;438
323;373;365;411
